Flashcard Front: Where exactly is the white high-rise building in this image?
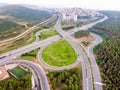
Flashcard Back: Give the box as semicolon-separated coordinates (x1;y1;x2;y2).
73;14;78;21
62;13;78;21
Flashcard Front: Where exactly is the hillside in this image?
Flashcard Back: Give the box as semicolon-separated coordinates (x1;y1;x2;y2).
0;5;53;26
0;5;53;40
0;18;25;40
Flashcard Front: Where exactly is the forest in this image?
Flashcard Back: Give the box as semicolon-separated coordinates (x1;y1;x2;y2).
0;73;32;90
47;68;82;90
95;40;120;90
93;11;120;90
92;11;120;38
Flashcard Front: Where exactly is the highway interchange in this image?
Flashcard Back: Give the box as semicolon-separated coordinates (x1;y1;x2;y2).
0;14;107;90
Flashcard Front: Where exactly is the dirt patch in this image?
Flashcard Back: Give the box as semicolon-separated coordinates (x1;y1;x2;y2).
76;34;95;42
76;34;95;49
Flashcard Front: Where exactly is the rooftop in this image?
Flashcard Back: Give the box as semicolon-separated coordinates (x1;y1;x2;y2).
0;66;9;79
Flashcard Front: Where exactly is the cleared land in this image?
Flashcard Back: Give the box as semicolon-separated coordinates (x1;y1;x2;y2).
74;30;95;48
77;34;95;47
10;66;26;78
40;29;58;40
42;40;77;67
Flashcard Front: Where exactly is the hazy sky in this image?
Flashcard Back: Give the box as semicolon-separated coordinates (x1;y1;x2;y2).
0;0;120;11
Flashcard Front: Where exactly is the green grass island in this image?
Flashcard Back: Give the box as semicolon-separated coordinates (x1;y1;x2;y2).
42;40;77;67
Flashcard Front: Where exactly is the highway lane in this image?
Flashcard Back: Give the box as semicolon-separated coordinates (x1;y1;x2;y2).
54;15;93;90
0;60;50;90
54;15;107;90
35;29;49;42
0;35;62;65
87;33;103;90
0;28;54;58
68;16;108;35
69;16;107;90
0;14;107;90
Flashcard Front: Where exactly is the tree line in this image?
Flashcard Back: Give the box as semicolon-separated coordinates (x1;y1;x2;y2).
47;68;82;90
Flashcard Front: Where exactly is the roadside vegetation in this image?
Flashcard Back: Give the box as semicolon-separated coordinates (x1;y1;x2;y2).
74;30;89;38
61;25;75;30
47;68;82;90
90;30;109;41
42;40;77;67
40;29;58;40
74;30;95;47
18;49;39;62
76;16;103;27
92;11;120;89
92;11;120;38
0;73;32;90
61;20;75;30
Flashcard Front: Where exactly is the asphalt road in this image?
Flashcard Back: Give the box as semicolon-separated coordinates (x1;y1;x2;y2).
54;15;107;90
68;16;108;35
0;60;50;90
0;35;62;65
54;15;93;90
0;14;107;90
70;16;107;90
35;29;49;42
87;33;103;90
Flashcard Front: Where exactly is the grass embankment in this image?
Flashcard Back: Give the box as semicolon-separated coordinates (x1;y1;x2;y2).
47;68;82;90
42;40;77;67
40;29;58;40
0;73;32;90
61;25;75;30
18;49;39;61
74;30;89;38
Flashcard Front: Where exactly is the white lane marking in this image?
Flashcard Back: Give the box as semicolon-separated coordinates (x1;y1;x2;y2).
86;78;88;90
94;82;106;86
